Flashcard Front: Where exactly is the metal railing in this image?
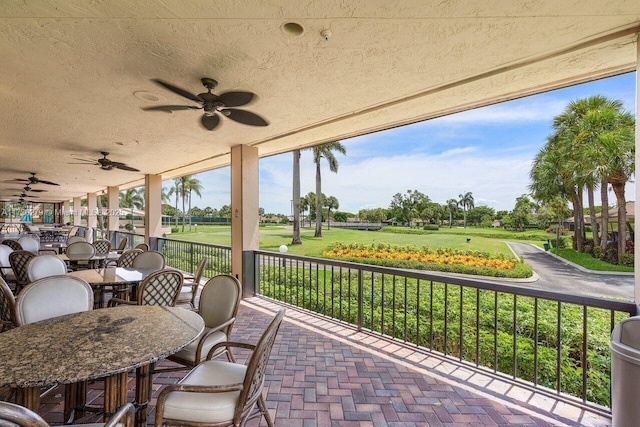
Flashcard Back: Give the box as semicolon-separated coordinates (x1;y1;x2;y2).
248;250;636;412
156;237;231;277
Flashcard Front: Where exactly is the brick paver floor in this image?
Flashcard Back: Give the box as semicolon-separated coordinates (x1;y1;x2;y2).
34;298;611;426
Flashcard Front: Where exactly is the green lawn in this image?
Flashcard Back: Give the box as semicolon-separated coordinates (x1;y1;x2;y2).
165;223;633;272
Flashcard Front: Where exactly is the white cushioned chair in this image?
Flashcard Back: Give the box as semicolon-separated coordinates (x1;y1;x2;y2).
131;250;165;270
17;235;40;253
155;309;285;427
27;255;68;282
15;276;93;326
66;235;87;245
65;241;96;270
0;244;16;285
163;274;241;372
0;400;134;427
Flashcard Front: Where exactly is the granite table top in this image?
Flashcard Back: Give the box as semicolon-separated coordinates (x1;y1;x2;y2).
0;305;204;388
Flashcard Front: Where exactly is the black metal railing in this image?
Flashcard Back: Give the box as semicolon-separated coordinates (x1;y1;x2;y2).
156;237;231;277
249;250;636;412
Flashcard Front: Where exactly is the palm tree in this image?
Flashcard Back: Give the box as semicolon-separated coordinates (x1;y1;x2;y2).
446;199;458;228
325;196;339;230
166;179;181;229
308;141;346;237
119;188;144;232
300;195;309;228
185;176;203;231
457;192;474;228
291;149;302;245
177;176;190;232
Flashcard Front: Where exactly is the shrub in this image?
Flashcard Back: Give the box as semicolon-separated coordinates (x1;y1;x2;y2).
619;253;634;267
551;237;567;249
423;224;439;231
592;246;601;259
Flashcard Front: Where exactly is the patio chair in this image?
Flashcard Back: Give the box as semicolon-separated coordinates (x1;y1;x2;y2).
27;255;68;282
115;236;128;254
93;239;111;255
15;276;93;326
131;250;165;270
66;235;87;245
115;248;143;267
163;274;241;372
9;250;37;294
18;236;40;253
65;241;96;270
0;245;16;286
154;309;285;427
107;269;182;307
176;256;208;310
0;400;135;427
2;239;22;251
0;277;17;332
134;242;149;251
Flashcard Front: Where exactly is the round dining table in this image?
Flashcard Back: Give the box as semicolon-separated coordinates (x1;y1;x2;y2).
0;305;204;426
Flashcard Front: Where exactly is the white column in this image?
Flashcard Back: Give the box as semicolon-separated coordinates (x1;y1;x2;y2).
145;174;163;244
231;145;259;281
107;186;120;235
86;193;97;242
635;35;640;306
72;197;82;226
62;200;71;224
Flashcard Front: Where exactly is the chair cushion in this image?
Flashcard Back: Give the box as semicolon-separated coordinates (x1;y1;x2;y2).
171;329;226;363
176;286;193;303
163;360;246;423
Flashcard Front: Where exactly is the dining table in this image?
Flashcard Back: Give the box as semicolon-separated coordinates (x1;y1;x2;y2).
0;305;204;426
66;267;158;307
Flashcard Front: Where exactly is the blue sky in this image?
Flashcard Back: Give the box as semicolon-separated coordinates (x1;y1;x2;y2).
171;72;636;215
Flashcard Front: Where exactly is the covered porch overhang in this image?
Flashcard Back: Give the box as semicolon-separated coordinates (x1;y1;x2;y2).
0;4;639;291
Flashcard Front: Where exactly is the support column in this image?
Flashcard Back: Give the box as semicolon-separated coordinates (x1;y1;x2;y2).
231;145;259;283
72;197;82;226
635;35;640;307
62;200;71;224
107;186;120;235
86;193;97;243
145;174;162;245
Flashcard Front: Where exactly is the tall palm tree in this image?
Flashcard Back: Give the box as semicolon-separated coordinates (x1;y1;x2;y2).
446;199;458;228
457;192;474;228
308;141;346;237
300;195;309;228
166;179;181;229
119;188;144;232
185;176;203;231
291;149;302;245
177;176;190;232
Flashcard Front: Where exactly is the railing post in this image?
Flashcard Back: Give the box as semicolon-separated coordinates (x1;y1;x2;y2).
357;268;363;331
242;250;257;298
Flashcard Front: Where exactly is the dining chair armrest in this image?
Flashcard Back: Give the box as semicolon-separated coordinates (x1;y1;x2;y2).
206;340;256;361
103;402;135;427
107;297;137;307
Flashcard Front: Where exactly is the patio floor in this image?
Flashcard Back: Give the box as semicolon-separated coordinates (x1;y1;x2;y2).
34;297;611;426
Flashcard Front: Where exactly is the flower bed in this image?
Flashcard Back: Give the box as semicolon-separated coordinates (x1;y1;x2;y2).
323;243;532;278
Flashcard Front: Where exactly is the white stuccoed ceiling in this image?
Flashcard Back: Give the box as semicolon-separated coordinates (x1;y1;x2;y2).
0;0;638;202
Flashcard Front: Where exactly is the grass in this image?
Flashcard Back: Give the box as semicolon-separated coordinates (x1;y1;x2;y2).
552;248;634;272
164;223;634;273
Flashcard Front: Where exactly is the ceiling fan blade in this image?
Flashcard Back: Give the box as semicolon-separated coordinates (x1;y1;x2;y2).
218;91;255;107
27;189;47;193
151;79;202;103
5;179;29;183
141;105;201;113
222;109;269;127
111;162;140;172
38;180;59;186
201;114;220;130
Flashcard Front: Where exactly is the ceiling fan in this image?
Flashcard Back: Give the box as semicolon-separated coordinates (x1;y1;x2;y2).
5;172;59;186
142;78;269;130
70;152;140;172
5;185;48;193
